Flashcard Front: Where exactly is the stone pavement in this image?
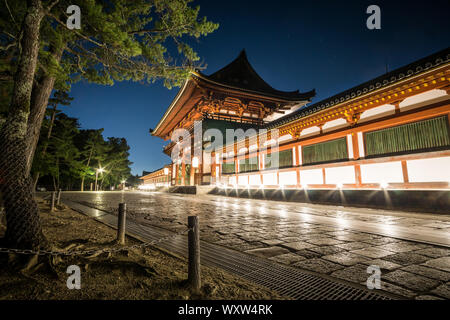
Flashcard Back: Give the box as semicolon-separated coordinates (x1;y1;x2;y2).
62;191;450;300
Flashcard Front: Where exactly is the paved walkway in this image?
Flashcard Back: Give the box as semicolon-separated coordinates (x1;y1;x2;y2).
62;191;450;300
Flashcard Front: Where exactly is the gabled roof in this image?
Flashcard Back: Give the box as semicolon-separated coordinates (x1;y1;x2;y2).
266;47;450;129
197;50;315;102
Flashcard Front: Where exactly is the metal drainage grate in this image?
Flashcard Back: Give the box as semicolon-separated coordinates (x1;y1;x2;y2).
66;200;395;300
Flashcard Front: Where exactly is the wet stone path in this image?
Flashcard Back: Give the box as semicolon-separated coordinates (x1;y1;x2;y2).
61;191;450;300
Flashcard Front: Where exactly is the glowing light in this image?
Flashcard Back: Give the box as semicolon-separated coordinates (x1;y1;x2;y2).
337;183;343;189
97;167;105;173
164;167;169;175
380;181;388;189
192;156;199;168
138;184;155;190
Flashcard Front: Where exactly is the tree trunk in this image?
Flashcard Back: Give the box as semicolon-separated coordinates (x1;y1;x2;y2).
0;0;45;250
32;104;58;190
81;146;94;191
25;46;64;175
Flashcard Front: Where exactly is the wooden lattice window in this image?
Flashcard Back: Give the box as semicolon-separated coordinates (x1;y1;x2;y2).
239;156;259;173
364;116;450;157
265;149;293;169
221;162;235;174
303;138;348;165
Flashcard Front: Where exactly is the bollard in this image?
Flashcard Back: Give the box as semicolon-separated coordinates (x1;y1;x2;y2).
57;189;62;205
117;203;126;245
188;215;201;291
50;191;56;212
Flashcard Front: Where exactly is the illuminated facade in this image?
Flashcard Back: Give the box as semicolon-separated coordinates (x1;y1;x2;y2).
139;165;171;189
150;48;450;191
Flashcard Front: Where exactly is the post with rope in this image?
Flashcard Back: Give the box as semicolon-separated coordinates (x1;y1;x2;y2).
50;192;56;212
188;215;201;291
117;203;126;245
57;189;62;205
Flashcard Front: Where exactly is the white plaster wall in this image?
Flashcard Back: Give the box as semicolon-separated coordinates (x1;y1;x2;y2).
357;132;365;158
238;147;247;155
300;126;320;137
407;157;450;183
263;173;277;185
400;89;448;112
249;174;261;185
264;139;277;147
325;166;356;184
360;161;403;183
249;144;258;152
300;169;323;185
359;104;396;123
238;175;248;186
203;151;211;174
322;118;348;132
347;134;354;159
278;134;292;143
298;146;303;165
279;171;297;185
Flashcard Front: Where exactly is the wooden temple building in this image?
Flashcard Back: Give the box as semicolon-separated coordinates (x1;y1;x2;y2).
141;48;450;191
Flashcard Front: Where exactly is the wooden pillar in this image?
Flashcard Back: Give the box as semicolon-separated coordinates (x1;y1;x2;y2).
352;132;360;159
322;168;326;185
181;161;186;186
190;165;195;186
394;101;401;114
355;165;362;187
175;163;179;186
259;152;263;185
211;152;216;185
401;160;409;183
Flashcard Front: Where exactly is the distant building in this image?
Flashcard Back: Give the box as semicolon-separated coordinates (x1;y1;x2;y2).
139;165;171;189
149;48;450;190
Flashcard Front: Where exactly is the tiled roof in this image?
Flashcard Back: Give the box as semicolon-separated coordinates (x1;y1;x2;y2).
199;50;316;102
265;47;450;129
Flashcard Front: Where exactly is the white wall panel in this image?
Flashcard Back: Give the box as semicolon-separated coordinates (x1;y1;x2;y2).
249;174;261;185
407;157;450;183
279;171;297;185
300;169;323;185
325;166;356;184
361;162;403;183
263;173;277;185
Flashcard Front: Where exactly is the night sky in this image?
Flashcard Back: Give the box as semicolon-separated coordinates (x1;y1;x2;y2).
62;0;450;176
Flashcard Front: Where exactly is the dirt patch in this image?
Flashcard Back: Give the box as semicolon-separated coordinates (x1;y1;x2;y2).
0;198;284;300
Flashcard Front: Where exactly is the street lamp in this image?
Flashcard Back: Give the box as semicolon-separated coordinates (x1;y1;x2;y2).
95;167;104;191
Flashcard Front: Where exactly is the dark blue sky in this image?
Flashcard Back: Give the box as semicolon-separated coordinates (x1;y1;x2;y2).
62;0;450;176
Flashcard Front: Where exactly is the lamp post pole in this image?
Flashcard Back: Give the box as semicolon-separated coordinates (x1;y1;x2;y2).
95;167;104;191
95;170;99;191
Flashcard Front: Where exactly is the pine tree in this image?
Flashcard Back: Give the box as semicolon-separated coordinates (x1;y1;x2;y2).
0;0;218;250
